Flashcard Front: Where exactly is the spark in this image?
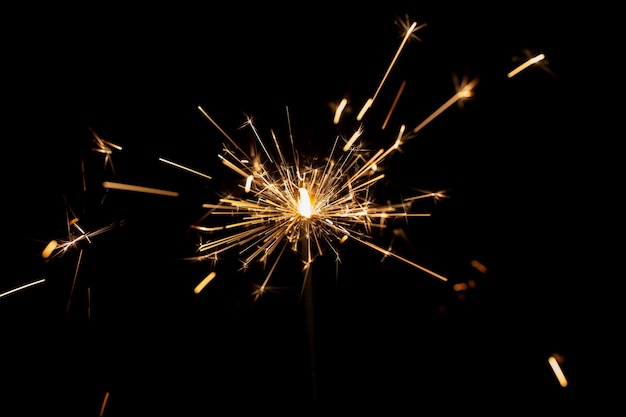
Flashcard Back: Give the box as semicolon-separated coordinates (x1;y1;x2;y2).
382;80;407;130
357;18;426;121
507;52;546;78
90;127;122;174
333;98;348;125
99;391;110;417
408;75;478;136
159;157;212;180
102;181;180;197
0;278;46;299
66;249;83;314
548;354;569;387
194;271;217;294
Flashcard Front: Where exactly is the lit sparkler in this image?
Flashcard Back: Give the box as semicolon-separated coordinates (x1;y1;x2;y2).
160;16;478;301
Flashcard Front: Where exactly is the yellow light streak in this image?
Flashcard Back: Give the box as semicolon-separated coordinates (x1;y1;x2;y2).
410;77;478;136
99;392;110;417
507;53;545;78
357;20;424;121
102;181;179;197
42;240;58;258
382;80;407;130
334;98;348;125
194;272;217;294
548;354;569;387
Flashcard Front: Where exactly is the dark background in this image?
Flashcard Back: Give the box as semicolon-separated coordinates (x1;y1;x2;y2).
4;2;617;415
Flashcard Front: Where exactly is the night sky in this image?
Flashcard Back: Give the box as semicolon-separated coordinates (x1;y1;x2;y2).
4;3;617;415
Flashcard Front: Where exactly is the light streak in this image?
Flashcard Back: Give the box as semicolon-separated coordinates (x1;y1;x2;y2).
159;157;212;180
66;249;83;315
548;354;569;387
42;240;58;259
194;272;217;294
409;77;478;136
382;80;407;130
333;98;348;125
102;181;179;197
90;127;122;174
507;53;546;78
99;391;110;417
0;278;46;299
357;20;425;121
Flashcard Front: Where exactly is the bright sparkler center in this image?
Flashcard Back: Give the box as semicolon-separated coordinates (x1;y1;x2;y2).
298;187;313;219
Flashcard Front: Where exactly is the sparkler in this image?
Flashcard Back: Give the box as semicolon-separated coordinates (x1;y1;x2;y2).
162;16;478;302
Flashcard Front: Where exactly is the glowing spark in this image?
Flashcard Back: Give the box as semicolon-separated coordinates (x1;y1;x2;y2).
357;19;425;121
245;175;253;192
0;278;46;299
298;188;313;218
343;126;364;152
102;181;179;197
333;98;348;125
548;354;569;387
159;157;212;180
90;127;122;173
66;249;84;315
356;98;372;122
194;272;217;294
409;77;478;136
42;240;58;258
99;392;110;417
353;235;447;281
470;259;488;274
507;53;546;78
382;80;407;130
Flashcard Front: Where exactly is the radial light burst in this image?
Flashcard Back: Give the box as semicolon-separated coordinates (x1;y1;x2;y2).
161;16;478;301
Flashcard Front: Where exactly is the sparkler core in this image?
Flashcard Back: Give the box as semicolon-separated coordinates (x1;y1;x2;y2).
298;187;313;219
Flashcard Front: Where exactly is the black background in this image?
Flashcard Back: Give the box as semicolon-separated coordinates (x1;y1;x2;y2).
4;2;618;415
